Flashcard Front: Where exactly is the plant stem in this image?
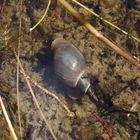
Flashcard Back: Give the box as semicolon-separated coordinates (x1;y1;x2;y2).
59;0;140;69
0;97;18;140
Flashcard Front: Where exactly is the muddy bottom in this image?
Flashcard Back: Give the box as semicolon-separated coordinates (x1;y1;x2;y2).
0;0;140;140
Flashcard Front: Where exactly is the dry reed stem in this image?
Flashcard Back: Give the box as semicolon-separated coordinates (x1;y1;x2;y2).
0;96;18;140
0;0;6;16
128;96;140;117
71;0;140;44
15;54;57;140
16;0;23;139
59;0;140;69
29;0;51;32
29;80;75;117
15;58;74;117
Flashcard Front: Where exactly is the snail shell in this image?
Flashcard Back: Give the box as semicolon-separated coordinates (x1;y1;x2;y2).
51;38;86;88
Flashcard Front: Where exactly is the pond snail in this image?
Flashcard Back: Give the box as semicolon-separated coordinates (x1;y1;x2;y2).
51;38;98;101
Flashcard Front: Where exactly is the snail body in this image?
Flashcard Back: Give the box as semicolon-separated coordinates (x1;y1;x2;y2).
51;38;90;93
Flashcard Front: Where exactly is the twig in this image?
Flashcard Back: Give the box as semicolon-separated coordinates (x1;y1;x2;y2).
15;53;57;140
29;0;51;32
91;110;113;140
8;49;74;117
17;0;23;139
128;96;140;117
16;60;75;117
59;0;140;69
19;61;57;140
71;0;140;44
29;80;75;117
0;96;18;140
0;0;6;16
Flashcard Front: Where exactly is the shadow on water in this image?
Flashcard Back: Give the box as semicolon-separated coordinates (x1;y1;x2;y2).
31;40;84;103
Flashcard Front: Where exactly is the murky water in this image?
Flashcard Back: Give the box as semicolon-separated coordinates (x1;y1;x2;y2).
0;0;140;140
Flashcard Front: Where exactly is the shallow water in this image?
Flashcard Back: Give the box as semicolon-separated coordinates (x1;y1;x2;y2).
0;0;140;140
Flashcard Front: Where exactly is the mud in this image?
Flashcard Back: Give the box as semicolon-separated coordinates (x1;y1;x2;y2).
0;0;140;140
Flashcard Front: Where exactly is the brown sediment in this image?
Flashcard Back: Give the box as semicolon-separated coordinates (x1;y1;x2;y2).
99;0;119;8
0;0;140;139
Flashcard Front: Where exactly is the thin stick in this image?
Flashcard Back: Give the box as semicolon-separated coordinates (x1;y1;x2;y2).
128;96;140;117
59;0;140;69
29;0;51;32
17;0;23;139
91;110;113;140
15;53;57;140
0;96;18;140
0;0;6;16
16;60;74;117
30;80;75;117
71;0;140;44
